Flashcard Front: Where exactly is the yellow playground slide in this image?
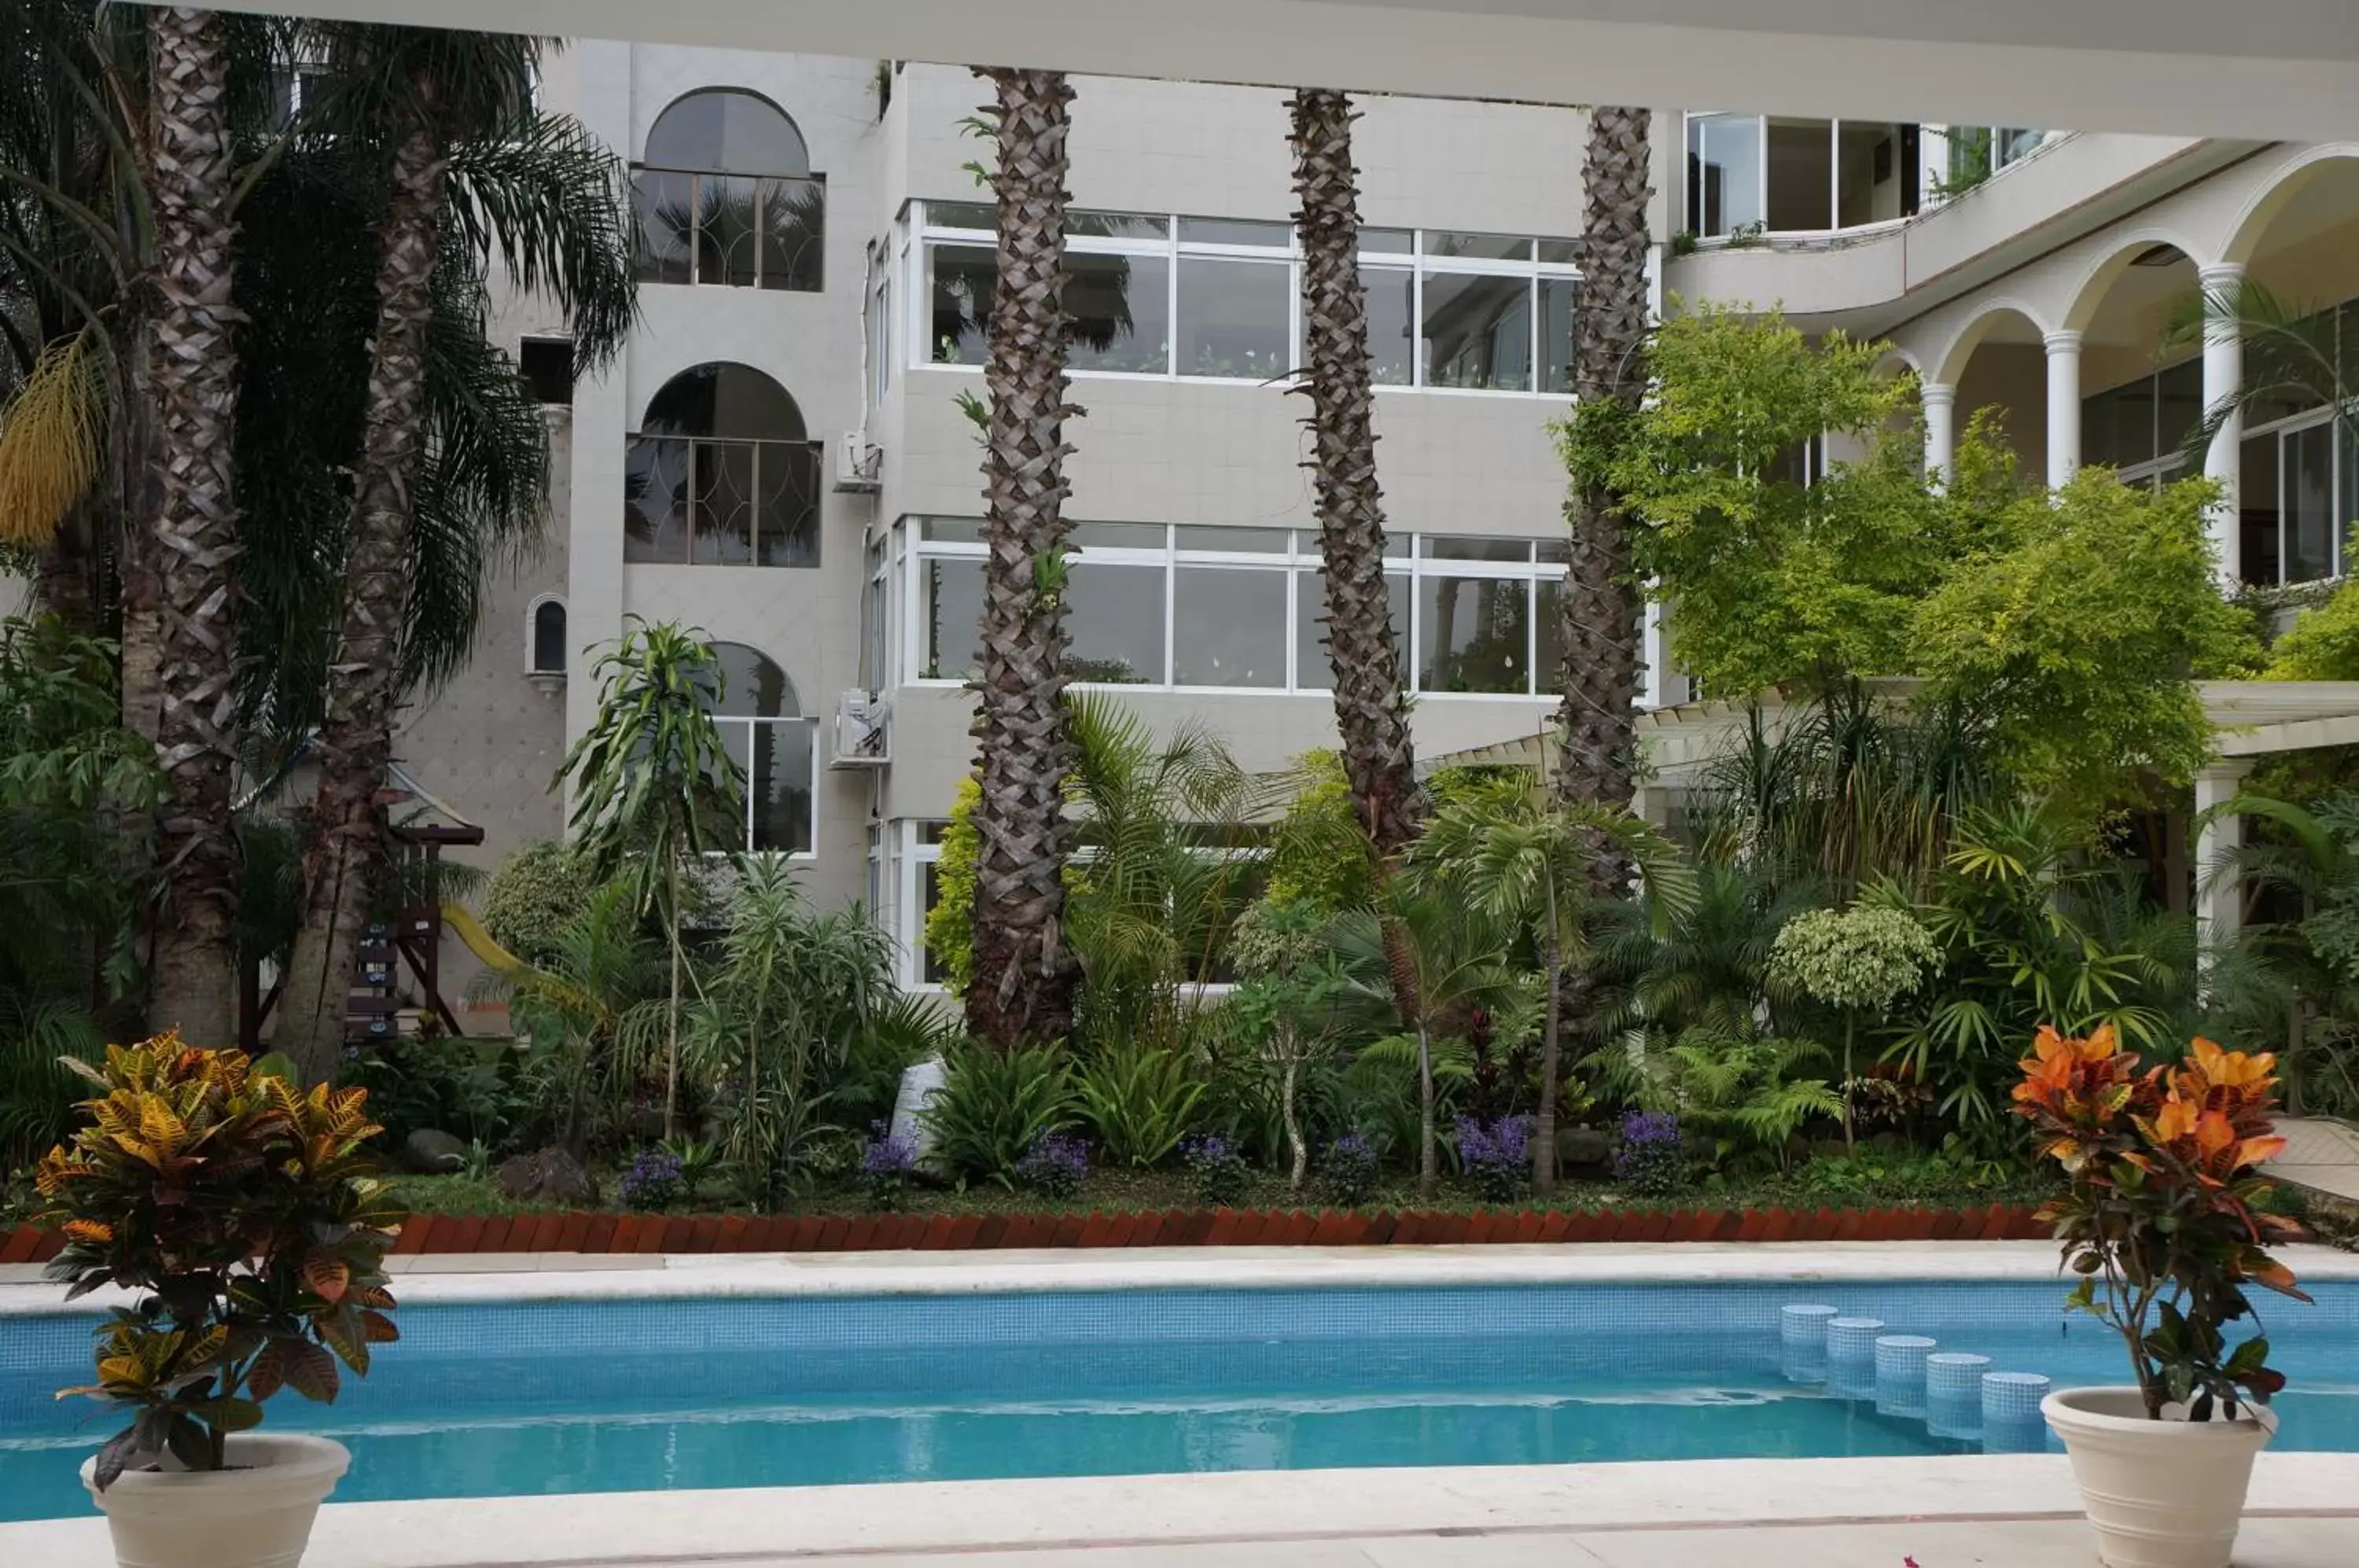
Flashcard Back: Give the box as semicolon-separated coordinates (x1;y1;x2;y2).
440;901;524;972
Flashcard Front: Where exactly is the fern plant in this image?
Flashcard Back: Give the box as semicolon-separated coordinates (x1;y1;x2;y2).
1601;1026;1842;1174
1076;1044;1205;1166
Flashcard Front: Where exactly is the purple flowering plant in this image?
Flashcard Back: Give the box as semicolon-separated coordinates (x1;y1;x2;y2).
862;1120;919;1209
1181;1133;1252;1207
1613;1107;1687;1196
1017;1132;1091;1200
618;1147;685;1211
1456;1114;1531;1203
1319;1129;1382;1208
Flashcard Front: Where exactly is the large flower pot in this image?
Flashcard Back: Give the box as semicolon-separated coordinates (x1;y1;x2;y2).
79;1434;349;1568
2043;1386;2276;1568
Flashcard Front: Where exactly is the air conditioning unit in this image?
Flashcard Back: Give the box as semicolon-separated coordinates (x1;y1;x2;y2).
830;690;891;768
833;430;882;493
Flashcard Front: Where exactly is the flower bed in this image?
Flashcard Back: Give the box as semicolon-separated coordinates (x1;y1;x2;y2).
3;1202;2051;1263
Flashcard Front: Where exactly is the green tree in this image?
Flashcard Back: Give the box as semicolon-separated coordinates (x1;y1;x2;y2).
1768;903;1940;1152
1416;787;1695;1191
275;30;637;1080
553;619;742;1139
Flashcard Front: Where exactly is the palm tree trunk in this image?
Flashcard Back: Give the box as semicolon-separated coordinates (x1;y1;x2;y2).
1417;1021;1436;1196
278;88;451;1082
1533;889;1562;1193
966;67;1080;1051
138;7;246;1049
1551;105;1654;1090
1290;89;1424;1032
1842;1010;1857;1155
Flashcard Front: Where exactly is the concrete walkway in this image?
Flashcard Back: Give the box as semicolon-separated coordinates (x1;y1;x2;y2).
2278;1117;2359;1205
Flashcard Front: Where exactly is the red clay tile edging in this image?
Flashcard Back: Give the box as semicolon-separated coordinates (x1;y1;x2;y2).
0;1204;2054;1264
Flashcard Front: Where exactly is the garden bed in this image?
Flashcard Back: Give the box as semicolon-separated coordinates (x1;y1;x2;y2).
0;1200;2052;1265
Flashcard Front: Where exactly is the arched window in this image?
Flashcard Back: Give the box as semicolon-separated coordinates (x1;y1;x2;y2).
528;596;567;674
624;363;821;568
705;642;815;856
636;88;823;291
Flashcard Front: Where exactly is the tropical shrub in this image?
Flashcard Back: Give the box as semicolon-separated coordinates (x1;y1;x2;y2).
1455;1114;1530;1202
1016;1132;1091;1199
343;1036;526;1150
36;1037;405;1487
2015;1026;2308;1419
922;1044;1079;1187
1613;1108;1687;1195
1182;1133;1252;1206
618;1147;686;1210
922;775;981;995
479;839;601;968
1318;1130;1382;1207
1769;903;1940;1151
1077;1044;1205;1166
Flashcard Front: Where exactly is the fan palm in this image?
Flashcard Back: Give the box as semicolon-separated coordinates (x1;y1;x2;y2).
1415;786;1695;1191
2165;278;2359;479
274;30;636;1080
965;67;1082;1051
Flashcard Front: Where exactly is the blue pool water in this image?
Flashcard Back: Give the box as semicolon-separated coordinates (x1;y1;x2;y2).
3;1279;2354;1520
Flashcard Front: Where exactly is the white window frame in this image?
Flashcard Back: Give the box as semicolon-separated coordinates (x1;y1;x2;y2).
524;593;568;675
708;712;822;861
908;202;1580;400
1683;112;2040;241
900;519;1566;702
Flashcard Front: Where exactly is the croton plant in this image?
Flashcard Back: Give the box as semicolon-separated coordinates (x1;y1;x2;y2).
35;1036;407;1487
2014;1024;2309;1421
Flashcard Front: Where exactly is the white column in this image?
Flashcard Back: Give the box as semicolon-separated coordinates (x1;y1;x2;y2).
1640;595;1669;709
2195;760;2253;963
2043;329;2083;490
2200;262;2247;587
1921;381;1957;489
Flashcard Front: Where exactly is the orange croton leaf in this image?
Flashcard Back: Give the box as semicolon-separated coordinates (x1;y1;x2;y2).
2235;1135;2287;1169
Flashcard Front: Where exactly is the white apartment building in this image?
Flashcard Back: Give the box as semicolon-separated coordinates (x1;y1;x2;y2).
398;42;2359;1013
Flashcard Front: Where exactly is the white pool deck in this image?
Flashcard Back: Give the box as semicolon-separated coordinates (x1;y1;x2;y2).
5;1243;2357;1567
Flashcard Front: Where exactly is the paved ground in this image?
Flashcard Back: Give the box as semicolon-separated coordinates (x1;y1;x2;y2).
2277;1117;2359;1205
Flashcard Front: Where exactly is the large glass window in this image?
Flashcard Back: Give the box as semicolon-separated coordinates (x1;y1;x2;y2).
705;643;816;856
912;204;1577;395
906;521;1558;698
624;363;821;568
635;89;823;292
1687;113;1934;238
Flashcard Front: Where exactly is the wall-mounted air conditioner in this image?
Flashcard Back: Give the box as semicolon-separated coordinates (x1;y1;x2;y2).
833;430;882;493
831;690;890;768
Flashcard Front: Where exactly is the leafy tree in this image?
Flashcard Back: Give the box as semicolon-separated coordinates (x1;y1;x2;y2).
480;840;601;969
1415;787;1695;1191
553;619;742;1139
1768;904;1941;1152
274;31;637;1080
2261;580;2359;681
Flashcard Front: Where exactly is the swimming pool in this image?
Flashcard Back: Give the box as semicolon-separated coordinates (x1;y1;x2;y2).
3;1278;2354;1521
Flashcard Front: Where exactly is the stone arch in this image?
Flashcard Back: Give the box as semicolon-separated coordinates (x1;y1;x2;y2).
1929;297;2052;388
2058;228;2213;333
2219;143;2359;268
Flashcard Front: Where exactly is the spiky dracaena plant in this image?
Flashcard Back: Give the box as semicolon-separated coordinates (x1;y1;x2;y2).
964;67;1082;1051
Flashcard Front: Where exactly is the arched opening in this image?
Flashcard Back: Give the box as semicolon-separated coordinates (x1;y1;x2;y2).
528;597;567;675
624;363;821;569
635;87;823;291
1935;304;2050;481
704;642;815;856
2066;240;2203;490
2216;152;2359;588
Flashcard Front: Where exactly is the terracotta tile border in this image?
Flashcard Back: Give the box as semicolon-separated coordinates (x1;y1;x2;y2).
0;1205;2059;1263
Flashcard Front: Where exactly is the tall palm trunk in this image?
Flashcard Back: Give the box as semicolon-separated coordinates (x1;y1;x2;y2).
1290;89;1424;1029
1532;878;1562;1191
965;68;1080;1051
278;80;451;1081
1549;105;1654;1147
136;7;246;1047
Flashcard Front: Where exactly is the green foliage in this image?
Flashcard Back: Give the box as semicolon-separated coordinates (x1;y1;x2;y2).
37;1039;405;1485
1912;468;2258;807
1601;1028;1842;1173
480;840;600;968
923;775;981;995
1769;904;1939;1013
1076;1045;1205;1167
922;1044;1080;1187
2264;579;2359;682
342;1036;524;1150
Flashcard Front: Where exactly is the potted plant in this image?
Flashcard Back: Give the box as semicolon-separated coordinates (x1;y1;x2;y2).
2014;1025;2309;1568
35;1035;406;1568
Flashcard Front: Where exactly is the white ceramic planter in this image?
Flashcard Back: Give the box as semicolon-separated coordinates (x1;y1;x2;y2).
79;1434;348;1568
2043;1386;2276;1568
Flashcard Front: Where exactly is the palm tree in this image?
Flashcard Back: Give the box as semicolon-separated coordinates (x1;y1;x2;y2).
131;6;252;1048
1287;89;1420;878
1419;786;1693;1191
2166;277;2359;477
274;31;635;1080
1549;105;1655;1098
965;67;1081;1051
554;619;744;1139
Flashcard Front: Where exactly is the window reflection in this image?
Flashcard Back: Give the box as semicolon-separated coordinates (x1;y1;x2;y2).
1067;252;1169;374
635;90;823;292
699;642;815;856
1179;257;1290;380
929;244;995;364
1065;564;1166;683
1419;576;1532;694
922;558;983;680
1423;272;1531;391
1173;568;1286;687
1363;264;1415;387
